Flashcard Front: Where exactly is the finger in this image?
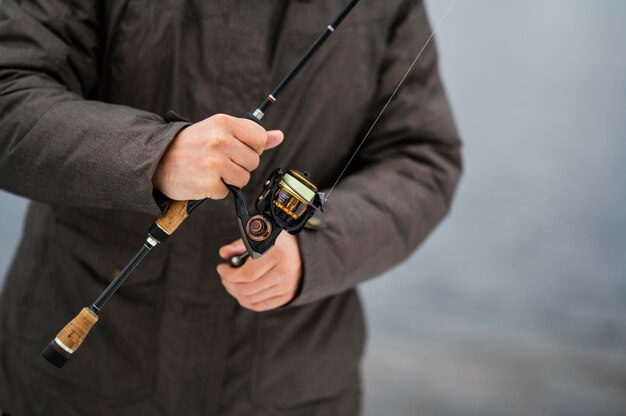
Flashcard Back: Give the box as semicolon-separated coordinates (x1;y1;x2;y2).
241;281;290;304
219;232;288;265
223;269;281;298
221;161;251;189
219;273;279;300
228;139;261;172
217;257;275;283
248;295;292;312
219;239;246;260
216;252;276;283
229;117;268;154
204;177;229;200
264;130;284;150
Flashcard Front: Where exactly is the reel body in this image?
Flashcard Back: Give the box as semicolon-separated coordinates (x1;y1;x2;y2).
227;169;324;260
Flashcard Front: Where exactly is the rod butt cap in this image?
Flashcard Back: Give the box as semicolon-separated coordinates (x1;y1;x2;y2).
42;342;69;368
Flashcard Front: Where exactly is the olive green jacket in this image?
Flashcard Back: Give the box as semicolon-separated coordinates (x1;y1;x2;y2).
0;0;461;414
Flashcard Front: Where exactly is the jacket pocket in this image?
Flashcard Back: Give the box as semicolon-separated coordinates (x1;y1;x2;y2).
250;291;366;412
16;213;170;405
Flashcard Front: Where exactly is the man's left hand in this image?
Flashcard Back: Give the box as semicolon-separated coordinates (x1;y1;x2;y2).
217;232;302;312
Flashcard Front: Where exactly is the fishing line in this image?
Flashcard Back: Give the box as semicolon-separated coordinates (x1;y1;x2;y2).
325;0;458;201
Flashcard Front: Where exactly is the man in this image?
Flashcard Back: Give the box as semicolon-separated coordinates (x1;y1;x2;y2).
0;0;461;414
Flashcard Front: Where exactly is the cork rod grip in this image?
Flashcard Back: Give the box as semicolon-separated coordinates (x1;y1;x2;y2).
42;307;98;368
58;307;98;350
155;200;189;235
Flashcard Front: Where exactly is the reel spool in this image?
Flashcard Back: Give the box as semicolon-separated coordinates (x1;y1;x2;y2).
227;169;324;262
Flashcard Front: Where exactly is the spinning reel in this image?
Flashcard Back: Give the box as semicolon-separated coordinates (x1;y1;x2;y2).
227;169;324;266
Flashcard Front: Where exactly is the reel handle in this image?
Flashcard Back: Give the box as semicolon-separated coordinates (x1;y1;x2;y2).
230;252;250;268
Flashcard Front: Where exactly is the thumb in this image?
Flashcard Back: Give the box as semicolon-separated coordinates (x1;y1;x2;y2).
265;130;284;150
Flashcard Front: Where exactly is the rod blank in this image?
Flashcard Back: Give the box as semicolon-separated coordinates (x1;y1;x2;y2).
256;0;362;116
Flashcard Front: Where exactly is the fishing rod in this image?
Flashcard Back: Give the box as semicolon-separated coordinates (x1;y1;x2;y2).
42;0;361;368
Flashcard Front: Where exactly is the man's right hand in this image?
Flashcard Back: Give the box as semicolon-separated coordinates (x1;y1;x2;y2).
153;113;284;201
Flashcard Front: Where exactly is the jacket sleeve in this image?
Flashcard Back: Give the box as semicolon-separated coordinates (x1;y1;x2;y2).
292;0;462;305
0;0;188;216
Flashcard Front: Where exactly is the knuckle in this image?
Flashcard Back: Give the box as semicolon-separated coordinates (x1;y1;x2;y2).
205;157;222;171
209;133;227;149
212;113;229;125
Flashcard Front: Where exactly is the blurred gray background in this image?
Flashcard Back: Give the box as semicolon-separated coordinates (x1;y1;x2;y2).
1;1;625;415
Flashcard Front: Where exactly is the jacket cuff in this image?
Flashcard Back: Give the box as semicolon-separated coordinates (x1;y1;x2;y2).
288;198;348;307
140;120;191;216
